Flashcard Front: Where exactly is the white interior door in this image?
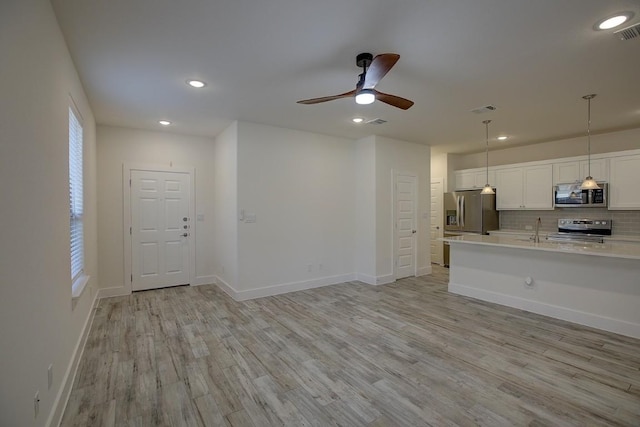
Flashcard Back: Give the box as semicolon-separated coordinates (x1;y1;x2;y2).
395;173;417;279
131;170;191;291
430;178;444;265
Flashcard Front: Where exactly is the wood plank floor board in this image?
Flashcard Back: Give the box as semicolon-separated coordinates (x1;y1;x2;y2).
61;266;640;426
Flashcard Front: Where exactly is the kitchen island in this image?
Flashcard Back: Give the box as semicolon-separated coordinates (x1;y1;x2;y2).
443;234;640;338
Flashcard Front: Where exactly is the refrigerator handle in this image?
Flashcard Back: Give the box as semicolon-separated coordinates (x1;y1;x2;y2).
460;196;465;228
455;196;460;226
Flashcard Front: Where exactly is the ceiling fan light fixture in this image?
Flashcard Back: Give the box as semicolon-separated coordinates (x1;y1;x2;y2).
159;120;171;126
352;117;364;123
355;89;375;105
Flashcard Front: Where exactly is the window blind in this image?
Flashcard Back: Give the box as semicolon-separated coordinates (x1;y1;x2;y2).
69;106;84;282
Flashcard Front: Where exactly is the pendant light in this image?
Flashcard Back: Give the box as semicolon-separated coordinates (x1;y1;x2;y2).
580;94;600;190
480;119;495;195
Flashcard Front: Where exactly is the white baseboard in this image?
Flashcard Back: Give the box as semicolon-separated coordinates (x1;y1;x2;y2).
216;273;358;301
355;273;377;285
47;289;99;427
96;286;130;299
417;266;432;277
374;274;395;286
192;275;216;286
449;282;640;339
214;275;236;299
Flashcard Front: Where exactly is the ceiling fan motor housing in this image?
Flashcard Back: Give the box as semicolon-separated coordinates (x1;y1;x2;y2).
356;52;373;69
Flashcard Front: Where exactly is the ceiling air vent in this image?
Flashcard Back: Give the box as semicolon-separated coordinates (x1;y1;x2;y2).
614;22;640;40
470;105;496;114
366;118;387;125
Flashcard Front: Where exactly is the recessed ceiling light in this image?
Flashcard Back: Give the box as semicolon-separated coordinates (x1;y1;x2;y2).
159;120;171;126
594;12;634;30
186;79;206;88
352;117;364;123
497;136;508;140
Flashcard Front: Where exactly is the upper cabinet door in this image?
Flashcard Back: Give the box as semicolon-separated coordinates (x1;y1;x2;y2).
580;158;608;183
495;168;524;209
553;161;580;184
609;155;640;210
495;165;553;210
523;164;553;209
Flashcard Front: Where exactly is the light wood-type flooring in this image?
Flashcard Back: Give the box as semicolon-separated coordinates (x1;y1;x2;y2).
61;266;640;426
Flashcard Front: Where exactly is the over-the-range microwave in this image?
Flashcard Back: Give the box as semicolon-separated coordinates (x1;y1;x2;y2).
554;182;607;208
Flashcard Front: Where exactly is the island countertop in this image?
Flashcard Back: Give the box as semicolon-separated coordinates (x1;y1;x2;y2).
443;234;640;261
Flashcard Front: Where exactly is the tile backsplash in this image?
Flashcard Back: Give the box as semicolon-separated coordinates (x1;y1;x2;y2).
499;208;640;237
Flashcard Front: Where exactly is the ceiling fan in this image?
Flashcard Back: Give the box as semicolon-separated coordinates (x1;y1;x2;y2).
297;53;414;110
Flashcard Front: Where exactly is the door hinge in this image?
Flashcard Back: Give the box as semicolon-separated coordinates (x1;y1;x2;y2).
130;274;133;282
129;179;131;187
129;227;132;235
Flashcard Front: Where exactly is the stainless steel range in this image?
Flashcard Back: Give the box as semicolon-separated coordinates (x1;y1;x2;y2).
547;218;612;244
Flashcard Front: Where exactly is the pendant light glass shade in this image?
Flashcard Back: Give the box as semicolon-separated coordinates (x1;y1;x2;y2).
481;120;495;195
580;94;600;190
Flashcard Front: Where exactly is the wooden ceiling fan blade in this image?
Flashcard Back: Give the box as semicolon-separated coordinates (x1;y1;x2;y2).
363;53;400;89
297;90;356;105
374;90;414;110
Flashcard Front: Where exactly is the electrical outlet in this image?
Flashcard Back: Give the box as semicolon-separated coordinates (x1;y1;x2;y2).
48;364;53;390
307;264;313;272
319;263;324;271
34;391;40;418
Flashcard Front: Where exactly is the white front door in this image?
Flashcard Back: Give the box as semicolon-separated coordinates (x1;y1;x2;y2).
395;173;417;279
430;178;444;265
131;170;191;291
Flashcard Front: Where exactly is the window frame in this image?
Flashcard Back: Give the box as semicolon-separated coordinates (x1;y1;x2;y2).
69;100;88;298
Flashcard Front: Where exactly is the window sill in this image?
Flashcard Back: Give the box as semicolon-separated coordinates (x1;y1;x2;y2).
71;273;90;301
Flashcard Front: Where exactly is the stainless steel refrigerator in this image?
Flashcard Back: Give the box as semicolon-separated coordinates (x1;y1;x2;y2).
443;189;499;265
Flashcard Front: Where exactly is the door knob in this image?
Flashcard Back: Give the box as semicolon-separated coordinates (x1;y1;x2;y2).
182;233;188;237
412;230;417;234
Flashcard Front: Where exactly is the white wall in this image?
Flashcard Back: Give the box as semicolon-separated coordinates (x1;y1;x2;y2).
235;122;356;294
355;136;377;280
0;1;98;425
454;127;640;170
375;136;431;279
212;122;239;289
97;126;216;291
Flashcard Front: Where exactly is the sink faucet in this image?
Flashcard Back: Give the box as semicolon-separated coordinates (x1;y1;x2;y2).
533;217;541;243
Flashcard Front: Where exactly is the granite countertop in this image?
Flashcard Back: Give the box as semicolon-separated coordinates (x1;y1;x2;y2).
488;229;640;244
443;234;640;260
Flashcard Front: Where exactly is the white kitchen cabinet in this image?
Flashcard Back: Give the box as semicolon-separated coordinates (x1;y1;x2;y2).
552;158;608;184
495;164;553;210
609;155;640;209
455;168;495;190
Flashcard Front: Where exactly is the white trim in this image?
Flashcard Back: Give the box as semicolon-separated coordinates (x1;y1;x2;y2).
71;273;90;299
449;282;640;339
417;266;432;277
216;273;357;301
47;289;99;427
123;163;196;292
374;274;395;286
192;275;216;286
355;273;377;285
96;286;131;299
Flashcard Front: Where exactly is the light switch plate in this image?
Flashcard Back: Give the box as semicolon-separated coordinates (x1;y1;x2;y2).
245;213;256;223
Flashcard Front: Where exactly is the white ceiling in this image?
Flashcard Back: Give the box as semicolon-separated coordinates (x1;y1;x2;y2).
52;0;640;154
